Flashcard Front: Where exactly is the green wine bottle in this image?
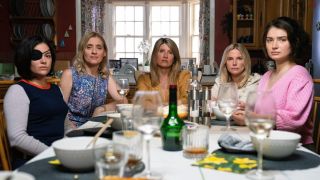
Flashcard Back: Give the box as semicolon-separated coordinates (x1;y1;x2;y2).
161;84;185;151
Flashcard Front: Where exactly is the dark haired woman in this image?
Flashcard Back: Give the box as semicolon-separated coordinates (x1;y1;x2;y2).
258;16;313;145
4;35;68;168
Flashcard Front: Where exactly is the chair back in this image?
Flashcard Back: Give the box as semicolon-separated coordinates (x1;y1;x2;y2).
0;100;12;170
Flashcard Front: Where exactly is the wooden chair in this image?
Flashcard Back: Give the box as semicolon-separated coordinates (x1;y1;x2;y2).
312;79;320;154
312;96;320;154
0;101;12;170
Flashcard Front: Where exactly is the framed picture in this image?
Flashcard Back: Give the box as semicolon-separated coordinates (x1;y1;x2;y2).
119;58;139;69
180;58;196;70
108;59;121;69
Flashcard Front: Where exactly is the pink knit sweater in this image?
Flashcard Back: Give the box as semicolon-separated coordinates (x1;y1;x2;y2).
258;65;314;144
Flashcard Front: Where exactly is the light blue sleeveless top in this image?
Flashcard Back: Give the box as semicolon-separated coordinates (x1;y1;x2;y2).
67;67;108;126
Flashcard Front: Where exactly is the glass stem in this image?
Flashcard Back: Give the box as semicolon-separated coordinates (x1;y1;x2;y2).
145;138;151;177
257;137;264;175
225;114;231;129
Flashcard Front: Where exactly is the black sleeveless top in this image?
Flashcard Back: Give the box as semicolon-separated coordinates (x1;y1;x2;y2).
17;80;68;146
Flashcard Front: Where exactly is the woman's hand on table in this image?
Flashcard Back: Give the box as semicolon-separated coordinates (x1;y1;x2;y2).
232;110;246;126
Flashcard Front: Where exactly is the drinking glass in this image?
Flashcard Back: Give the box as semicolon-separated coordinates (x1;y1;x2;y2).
245;91;276;180
132;91;163;180
217;82;238;131
117;78;129;103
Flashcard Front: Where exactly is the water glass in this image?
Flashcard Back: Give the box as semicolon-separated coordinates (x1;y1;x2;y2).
94;142;129;179
113;130;142;167
182;123;209;159
116;104;134;130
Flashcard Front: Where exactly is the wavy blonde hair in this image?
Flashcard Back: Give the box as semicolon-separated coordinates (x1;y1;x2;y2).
149;38;181;86
72;32;109;79
219;43;251;88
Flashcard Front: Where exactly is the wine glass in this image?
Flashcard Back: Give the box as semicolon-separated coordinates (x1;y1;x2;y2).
217;82;238;131
117;78;129;103
132;91;163;179
245;91;276;180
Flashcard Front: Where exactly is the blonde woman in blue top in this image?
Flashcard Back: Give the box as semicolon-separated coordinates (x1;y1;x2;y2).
60;32;126;129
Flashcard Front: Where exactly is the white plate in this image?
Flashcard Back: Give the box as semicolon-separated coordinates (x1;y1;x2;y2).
46;0;55;17
0;171;35;180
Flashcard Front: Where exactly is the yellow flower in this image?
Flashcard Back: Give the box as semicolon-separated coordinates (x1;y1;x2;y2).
201;155;228;165
217;167;232;172
233;158;256;165
239;164;257;169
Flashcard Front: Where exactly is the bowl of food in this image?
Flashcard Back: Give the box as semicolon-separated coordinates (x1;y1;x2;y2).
52;137;109;171
250;130;301;159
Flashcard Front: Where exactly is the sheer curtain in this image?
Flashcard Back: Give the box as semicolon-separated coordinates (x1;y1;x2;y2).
199;0;210;66
80;0;106;35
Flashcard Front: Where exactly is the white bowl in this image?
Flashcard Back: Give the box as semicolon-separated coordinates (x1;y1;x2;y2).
106;113;122;130
250;130;301;159
52;137;109;171
115;103;133;112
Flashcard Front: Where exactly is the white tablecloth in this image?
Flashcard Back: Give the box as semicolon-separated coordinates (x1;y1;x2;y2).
28;126;320;180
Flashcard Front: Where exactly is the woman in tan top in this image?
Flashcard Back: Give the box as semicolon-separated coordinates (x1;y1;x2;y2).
137;38;190;105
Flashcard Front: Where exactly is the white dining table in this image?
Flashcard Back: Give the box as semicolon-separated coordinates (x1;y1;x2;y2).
27;126;320;180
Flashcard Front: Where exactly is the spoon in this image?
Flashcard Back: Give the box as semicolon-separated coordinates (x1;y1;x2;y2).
85;118;113;148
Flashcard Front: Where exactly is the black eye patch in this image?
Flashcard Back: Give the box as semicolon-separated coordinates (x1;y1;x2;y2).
31;50;43;61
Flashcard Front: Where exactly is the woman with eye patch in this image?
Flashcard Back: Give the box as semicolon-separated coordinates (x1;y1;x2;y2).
257;17;313;146
60;32;125;129
3;35;68;168
137;38;191;105
211;43;261;126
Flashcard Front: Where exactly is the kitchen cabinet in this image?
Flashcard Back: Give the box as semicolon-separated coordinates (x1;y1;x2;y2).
232;0;313;50
9;0;56;47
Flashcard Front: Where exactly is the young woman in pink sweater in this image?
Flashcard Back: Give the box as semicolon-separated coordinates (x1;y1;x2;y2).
258;17;313;145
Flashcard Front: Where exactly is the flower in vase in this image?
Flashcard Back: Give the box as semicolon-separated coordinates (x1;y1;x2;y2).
138;40;151;65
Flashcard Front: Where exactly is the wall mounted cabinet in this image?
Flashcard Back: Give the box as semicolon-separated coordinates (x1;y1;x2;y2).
9;0;56;47
232;0;313;50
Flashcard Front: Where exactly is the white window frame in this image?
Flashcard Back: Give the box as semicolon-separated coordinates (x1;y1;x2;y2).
104;0;200;65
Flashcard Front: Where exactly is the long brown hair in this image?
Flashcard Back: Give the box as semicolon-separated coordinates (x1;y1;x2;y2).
73;31;109;79
219;43;251;88
149;38;181;86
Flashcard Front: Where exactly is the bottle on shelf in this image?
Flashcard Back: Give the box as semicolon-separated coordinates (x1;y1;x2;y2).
161;85;185;151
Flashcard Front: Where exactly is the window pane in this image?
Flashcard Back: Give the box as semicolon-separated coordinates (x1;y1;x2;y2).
116;37;125;52
116;22;125;35
161;22;170;36
192;36;199;52
135;22;143;36
116;53;125;60
161;7;170;21
125;38;134;52
151;7;161;21
135;6;143;21
116;6;125;21
126;53;135;58
125;6;134;21
152;22;161;36
170;22;179;36
125;22;134;35
170;7;179;21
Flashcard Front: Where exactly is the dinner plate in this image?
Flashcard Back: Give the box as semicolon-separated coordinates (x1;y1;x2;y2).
46;0;55;17
0;171;35;180
18;156;145;179
66;127;114;139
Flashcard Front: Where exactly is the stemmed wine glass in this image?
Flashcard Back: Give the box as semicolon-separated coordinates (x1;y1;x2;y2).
217;82;238;131
245;91;276;180
132;91;163;179
116;78;129;103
